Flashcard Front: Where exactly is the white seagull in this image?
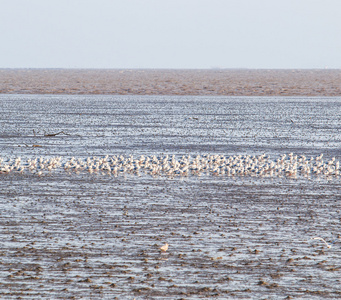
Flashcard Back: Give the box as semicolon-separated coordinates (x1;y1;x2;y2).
311;237;334;248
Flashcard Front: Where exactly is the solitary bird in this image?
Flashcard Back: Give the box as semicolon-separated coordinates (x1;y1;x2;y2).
311;237;332;248
160;243;169;252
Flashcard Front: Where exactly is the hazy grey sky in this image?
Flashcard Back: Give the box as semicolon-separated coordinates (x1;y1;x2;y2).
1;0;341;69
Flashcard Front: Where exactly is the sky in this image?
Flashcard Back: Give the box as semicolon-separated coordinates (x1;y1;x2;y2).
1;0;341;69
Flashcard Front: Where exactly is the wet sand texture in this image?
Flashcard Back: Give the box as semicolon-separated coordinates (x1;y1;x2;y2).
1;95;341;299
1;174;341;299
1;69;341;96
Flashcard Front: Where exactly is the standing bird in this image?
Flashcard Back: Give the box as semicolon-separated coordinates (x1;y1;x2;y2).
160;243;169;252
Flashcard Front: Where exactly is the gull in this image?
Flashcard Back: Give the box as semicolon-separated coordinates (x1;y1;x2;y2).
160;243;169;252
311;237;333;248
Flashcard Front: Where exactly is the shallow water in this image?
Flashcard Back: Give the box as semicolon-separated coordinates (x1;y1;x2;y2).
1;95;341;299
1;94;341;157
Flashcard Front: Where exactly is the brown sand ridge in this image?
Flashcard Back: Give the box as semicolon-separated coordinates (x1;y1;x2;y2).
1;68;341;96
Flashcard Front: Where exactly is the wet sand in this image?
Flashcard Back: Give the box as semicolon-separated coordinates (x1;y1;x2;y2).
1;94;341;299
1;173;341;299
1;68;341;96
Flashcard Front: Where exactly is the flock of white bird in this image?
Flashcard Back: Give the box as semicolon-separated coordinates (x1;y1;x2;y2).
0;153;340;178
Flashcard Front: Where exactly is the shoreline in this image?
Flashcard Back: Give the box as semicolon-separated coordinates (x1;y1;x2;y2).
1;69;341;96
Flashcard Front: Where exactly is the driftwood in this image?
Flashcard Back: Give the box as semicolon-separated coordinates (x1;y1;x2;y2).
44;131;70;137
23;144;42;147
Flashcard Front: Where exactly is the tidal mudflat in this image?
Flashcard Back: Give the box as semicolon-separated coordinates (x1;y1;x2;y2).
1;95;341;299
